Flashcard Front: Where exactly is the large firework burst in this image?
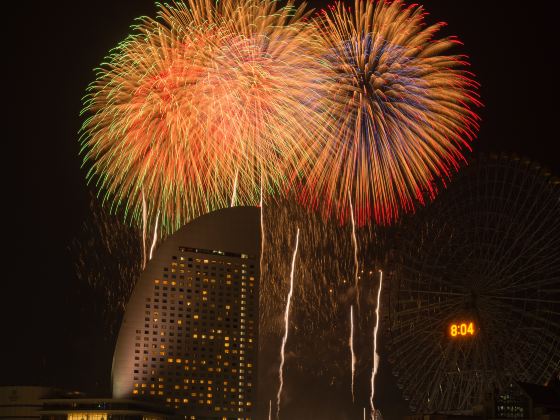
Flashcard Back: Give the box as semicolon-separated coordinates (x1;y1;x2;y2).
80;0;330;233
303;0;481;226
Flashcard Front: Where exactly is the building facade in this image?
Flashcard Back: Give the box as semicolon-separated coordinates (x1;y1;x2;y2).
1;387;174;420
0;386;55;419
40;398;175;419
112;207;260;419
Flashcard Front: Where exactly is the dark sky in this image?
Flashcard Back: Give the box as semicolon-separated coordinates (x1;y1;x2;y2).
4;0;559;418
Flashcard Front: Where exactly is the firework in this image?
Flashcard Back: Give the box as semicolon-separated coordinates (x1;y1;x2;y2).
142;189;148;268
260;196;355;360
350;194;360;306
370;270;383;419
231;168;240;207
257;194;388;418
80;0;330;234
148;211;160;260
277;227;300;419
350;304;357;403
302;0;481;226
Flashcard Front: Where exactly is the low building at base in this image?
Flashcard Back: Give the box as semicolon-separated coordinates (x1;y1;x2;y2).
0;387;176;420
40;398;176;420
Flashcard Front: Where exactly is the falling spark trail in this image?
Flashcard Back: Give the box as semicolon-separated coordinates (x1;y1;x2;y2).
350;305;356;403
141;189;147;269
370;270;384;420
260;177;265;283
349;195;360;309
148;211;160;261
277;227;300;420
230;168;239;207
349;194;359;404
261;180;270;420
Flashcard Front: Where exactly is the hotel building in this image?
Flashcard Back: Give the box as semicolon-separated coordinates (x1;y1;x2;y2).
112;207;260;419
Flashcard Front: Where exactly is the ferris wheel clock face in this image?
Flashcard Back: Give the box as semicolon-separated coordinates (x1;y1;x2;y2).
449;322;475;337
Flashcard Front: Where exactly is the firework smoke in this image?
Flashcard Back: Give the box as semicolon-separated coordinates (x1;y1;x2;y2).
72;193;143;336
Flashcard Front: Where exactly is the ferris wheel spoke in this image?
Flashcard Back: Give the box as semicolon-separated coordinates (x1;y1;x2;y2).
405;352;448;409
434;342;472;405
397;289;467;297
545;309;560;317
490;211;560;281
392;324;453;368
400;266;467;291
512;255;560;280
396;347;437;377
492;241;560;287
490;276;560;295
390;328;440;359
419;360;446;408
486;201;551;277
485;294;559;304
488;301;560;337
391;299;460;319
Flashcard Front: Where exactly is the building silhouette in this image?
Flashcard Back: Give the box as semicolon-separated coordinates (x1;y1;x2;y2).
112;207;260;419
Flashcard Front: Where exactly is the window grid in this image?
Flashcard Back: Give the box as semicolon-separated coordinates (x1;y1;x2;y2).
131;247;258;418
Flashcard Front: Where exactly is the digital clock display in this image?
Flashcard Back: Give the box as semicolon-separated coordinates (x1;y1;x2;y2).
449;322;475;337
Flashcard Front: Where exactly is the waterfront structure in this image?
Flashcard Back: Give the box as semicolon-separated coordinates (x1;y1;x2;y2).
0;386;55;419
0;387;173;420
112;207;260;419
40;398;174;419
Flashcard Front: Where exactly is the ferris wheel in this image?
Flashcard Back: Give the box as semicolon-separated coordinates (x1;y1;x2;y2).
385;155;560;413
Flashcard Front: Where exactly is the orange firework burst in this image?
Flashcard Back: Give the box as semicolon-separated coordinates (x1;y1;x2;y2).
80;0;330;232
303;0;481;226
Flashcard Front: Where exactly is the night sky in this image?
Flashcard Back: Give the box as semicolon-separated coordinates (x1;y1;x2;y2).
4;1;559;419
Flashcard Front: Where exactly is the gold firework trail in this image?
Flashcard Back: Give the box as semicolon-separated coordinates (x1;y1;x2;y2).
350;304;356;403
370;270;383;419
277;227;300;419
231;168;239;207
349;194;360;307
148;211;160;261
141;188;147;269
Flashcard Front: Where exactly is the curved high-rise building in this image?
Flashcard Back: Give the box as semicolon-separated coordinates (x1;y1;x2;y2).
113;207;260;419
